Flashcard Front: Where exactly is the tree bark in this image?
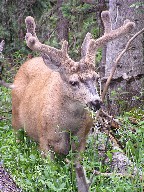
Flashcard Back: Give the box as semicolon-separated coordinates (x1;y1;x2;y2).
97;0;108;77
56;0;69;42
104;0;144;115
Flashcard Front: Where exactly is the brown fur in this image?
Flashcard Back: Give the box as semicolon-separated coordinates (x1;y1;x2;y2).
12;57;94;155
12;11;135;157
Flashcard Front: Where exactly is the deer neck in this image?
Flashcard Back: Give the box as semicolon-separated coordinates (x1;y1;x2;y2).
65;96;85;116
60;84;85;118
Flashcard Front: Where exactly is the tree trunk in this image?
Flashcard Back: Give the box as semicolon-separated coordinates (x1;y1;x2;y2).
56;0;69;42
97;0;108;77
104;0;144;115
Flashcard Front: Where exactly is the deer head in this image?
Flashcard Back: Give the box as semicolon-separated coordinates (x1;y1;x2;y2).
25;11;135;111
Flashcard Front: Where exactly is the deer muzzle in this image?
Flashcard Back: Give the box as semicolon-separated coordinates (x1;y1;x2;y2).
88;99;102;111
85;80;102;111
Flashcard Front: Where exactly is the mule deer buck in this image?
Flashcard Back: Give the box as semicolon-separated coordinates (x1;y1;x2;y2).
12;11;135;157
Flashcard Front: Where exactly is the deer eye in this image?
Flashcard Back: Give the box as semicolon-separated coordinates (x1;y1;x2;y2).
69;80;79;87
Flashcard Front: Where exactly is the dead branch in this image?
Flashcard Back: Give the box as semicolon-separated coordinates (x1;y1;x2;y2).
75;161;89;192
105;130;124;150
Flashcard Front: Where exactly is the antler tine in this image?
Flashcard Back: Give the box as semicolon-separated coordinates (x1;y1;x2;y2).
25;16;37;38
81;33;93;58
101;11;112;34
25;16;69;61
83;10;135;64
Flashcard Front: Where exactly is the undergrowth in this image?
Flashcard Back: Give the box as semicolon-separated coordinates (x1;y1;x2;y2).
0;87;143;192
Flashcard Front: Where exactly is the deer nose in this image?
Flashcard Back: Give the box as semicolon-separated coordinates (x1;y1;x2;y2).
88;99;102;111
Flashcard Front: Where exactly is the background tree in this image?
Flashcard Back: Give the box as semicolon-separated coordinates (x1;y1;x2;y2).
56;0;69;42
103;0;144;114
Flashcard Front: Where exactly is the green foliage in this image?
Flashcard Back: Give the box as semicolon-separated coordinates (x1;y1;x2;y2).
0;0;101;61
0;51;28;84
0;88;77;191
0;87;143;191
130;2;144;9
0;127;76;191
61;1;99;59
117;109;144;161
0;0;102;91
107;86;144;115
0;87;11;119
0;0;54;54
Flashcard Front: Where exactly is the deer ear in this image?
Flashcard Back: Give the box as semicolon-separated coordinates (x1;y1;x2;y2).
42;53;61;71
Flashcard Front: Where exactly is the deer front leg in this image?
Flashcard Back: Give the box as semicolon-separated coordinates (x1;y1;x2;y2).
73;114;92;192
39;124;70;157
72;113;93;159
51;131;70;155
39;136;54;159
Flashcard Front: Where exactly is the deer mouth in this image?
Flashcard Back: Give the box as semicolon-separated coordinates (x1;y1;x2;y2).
87;100;102;112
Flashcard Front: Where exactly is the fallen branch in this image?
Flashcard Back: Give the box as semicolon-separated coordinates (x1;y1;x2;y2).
75;161;89;192
105;130;124;150
0;164;22;192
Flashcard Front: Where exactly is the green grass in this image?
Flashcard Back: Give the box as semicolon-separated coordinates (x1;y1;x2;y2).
0;86;144;191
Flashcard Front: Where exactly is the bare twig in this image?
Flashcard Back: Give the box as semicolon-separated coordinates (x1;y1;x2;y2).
101;28;144;101
105;130;124;150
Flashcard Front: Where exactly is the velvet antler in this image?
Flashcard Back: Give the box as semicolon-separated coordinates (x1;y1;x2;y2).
81;11;135;64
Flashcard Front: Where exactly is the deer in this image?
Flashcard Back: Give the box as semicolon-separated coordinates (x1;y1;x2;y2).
11;11;135;159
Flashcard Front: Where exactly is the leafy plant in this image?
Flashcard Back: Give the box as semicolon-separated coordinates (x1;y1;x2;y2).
0;87;143;191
